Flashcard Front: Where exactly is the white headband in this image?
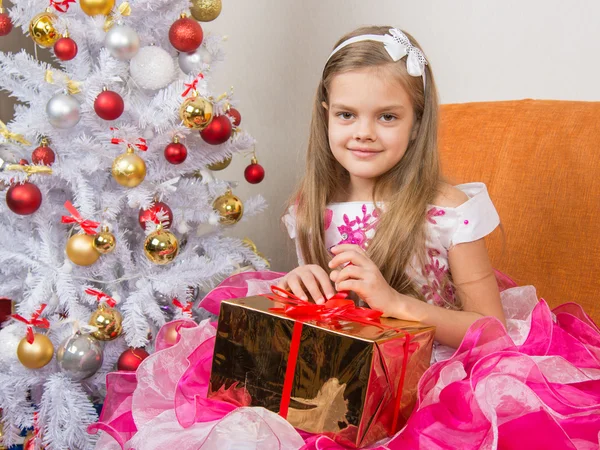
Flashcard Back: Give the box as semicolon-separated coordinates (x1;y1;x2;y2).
326;28;428;87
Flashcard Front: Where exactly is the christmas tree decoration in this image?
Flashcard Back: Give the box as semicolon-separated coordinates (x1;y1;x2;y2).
31;137;56;166
0;119;31;145
56;331;103;381
190;0;222;22
244;156;265;184
79;0;115;16
200;114;232;145
92;226;116;254
53;31;78;61
164;136;187;164
12;304;54;369
104;23;140;60
169;13;203;52
130;46;175;90
117;348;149;371
0;1;12;37
178;47;211;75
6;181;42;215
207;155;232;171
138;201;173;230
66;234;100;266
144;226;179;265
179;93;213;129
227;107;241;127
46;92;81;128
22;431;45;450
242;237;270;268
89;304;122;341
162;321;183;345
213;189;243;225
94;87;124;120
29;10;59;48
111;146;146;187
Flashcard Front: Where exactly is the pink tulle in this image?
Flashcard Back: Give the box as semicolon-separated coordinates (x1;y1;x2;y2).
89;271;600;450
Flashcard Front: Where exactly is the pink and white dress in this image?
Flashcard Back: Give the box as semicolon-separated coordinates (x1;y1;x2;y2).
90;183;600;450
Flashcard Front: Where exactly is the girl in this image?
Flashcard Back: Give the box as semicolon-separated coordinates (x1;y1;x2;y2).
92;26;600;450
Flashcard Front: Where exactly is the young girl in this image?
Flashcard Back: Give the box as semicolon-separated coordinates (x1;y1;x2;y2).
91;26;600;450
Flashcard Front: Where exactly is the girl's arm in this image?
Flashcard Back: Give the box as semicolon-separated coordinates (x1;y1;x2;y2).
387;237;505;348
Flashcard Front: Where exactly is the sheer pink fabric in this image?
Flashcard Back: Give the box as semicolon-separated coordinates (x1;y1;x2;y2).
89;271;600;450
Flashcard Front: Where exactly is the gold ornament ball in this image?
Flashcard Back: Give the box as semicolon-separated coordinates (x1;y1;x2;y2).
213;190;244;225
112;147;147;188
179;95;213;130
93;227;117;254
66;234;101;266
17;333;54;369
29;11;59;48
207;155;232;171
163;322;181;345
80;0;115;16
190;0;222;22
144;228;179;265
89;305;122;341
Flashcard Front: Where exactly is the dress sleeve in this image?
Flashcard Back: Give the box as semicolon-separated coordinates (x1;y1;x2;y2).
449;183;500;247
281;206;305;265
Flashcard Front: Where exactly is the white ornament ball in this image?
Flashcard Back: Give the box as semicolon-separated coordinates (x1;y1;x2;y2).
46;92;81;128
178;47;212;75
130;46;176;90
105;24;140;60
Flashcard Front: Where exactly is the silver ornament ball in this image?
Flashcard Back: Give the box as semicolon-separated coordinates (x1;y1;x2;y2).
105;24;140;60
130;46;175;90
46;92;81;129
56;332;104;381
178;47;212;75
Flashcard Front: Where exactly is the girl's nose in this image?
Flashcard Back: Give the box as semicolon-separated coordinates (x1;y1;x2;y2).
353;119;376;142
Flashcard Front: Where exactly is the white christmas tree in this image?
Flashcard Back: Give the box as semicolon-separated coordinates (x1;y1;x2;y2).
0;0;268;448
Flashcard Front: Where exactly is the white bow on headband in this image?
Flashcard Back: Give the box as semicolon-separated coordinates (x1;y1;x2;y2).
326;28;428;84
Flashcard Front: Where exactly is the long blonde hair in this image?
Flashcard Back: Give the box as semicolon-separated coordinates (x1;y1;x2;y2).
289;26;445;303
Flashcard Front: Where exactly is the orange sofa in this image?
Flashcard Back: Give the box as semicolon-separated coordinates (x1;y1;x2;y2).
439;99;600;324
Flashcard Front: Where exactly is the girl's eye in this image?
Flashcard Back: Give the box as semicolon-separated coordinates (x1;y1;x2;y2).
336;112;354;120
380;114;396;122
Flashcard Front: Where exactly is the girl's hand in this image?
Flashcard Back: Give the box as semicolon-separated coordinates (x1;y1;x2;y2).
277;265;336;304
328;244;398;316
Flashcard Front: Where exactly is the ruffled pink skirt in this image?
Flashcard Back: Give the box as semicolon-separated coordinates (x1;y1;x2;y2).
89;271;600;449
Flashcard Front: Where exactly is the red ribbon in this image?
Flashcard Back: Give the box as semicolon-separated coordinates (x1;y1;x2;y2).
181;73;205;97
85;288;117;308
61;201;99;235
110;128;148;151
11;304;49;344
49;0;75;12
262;285;411;432
173;299;192;316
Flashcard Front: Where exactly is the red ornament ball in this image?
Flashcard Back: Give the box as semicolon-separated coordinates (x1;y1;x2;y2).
117;348;149;371
6;182;42;215
227;107;241;127
94;89;124;121
244;160;265;184
0;12;12;36
138;201;173;230
168;16;203;52
53;36;78;61
200;115;232;145
164;141;187;164
32;143;56;166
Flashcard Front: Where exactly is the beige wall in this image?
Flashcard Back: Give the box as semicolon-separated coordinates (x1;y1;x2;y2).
2;1;599;272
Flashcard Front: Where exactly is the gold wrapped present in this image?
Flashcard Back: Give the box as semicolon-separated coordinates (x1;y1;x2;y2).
208;290;435;448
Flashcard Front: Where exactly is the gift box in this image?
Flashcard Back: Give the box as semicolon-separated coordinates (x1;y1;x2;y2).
208;290;435;448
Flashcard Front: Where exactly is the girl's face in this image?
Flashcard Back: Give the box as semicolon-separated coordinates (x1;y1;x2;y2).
325;67;415;193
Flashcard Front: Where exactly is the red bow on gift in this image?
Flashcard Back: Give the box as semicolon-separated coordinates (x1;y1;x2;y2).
11;304;50;344
264;285;384;328
173;299;193;317
85;288;117;308
61;201;100;235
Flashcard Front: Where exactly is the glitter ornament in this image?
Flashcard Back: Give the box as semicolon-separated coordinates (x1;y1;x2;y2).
130;46;175;90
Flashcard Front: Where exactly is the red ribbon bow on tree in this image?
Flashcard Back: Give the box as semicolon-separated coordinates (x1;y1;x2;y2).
182;73;205;97
85;288;117;308
61;201;99;235
12;304;50;344
172;299;193;317
49;0;76;12
109;127;148;151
